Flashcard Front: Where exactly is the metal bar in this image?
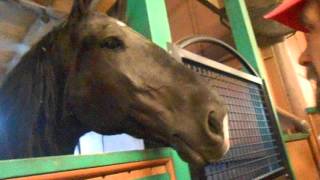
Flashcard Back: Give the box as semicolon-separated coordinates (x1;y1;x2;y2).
199;74;261;91
176;36;259;76
200;74;262;91
229;127;272;130
218;93;265;104
208;154;280;175
228;119;270;123
226;103;268;110
208;83;263;96
231;162;283;180
254;167;286;180
228;111;267;116
176;49;263;84
230;134;274;140
231;140;276;149
222;147;278;162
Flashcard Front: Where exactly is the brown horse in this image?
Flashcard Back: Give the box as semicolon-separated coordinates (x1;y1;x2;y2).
0;0;229;167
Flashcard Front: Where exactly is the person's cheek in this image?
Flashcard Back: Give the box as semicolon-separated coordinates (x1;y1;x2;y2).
299;47;312;66
308;31;320;108
309;32;320;77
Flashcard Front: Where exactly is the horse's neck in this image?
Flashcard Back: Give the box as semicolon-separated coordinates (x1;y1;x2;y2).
0;38;84;160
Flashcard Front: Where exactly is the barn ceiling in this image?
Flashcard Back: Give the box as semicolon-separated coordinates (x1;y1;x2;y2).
0;0;118;82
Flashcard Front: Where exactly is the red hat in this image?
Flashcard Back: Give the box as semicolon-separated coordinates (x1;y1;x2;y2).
264;0;309;32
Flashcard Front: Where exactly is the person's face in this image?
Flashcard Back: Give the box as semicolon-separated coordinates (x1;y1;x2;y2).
299;0;320;107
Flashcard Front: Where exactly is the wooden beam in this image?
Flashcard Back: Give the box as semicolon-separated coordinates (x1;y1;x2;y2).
32;0;53;6
6;17;61;74
51;0;73;13
51;0;116;14
208;0;224;9
13;0;67;19
96;0;117;13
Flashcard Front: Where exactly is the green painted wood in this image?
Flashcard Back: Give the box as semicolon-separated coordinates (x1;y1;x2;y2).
171;150;191;180
224;0;263;74
0;148;190;179
127;0;172;49
137;173;170;180
284;133;310;142
306;107;320;114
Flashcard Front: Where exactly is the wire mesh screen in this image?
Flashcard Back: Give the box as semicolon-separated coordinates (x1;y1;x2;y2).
182;58;290;180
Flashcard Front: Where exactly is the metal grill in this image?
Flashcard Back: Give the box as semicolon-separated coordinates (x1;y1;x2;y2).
169;38;292;179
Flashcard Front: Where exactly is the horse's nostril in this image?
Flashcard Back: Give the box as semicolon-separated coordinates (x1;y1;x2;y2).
208;111;221;134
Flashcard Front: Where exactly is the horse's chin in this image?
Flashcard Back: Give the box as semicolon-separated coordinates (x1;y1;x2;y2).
143;134;206;167
170;135;208;167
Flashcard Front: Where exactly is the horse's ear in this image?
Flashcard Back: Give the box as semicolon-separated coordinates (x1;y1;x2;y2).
69;0;99;21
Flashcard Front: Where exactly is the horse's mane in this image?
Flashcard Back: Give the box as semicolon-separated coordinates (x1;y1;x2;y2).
0;24;83;159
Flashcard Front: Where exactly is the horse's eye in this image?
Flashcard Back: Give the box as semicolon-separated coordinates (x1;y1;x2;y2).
100;36;124;50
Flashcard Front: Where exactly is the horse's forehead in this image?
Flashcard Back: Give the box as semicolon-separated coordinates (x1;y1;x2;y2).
79;14;128;35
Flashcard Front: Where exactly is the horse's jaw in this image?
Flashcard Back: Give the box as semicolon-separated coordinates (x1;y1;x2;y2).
129;93;229;167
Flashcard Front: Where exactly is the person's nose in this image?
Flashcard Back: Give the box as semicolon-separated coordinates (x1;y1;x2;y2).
299;48;313;66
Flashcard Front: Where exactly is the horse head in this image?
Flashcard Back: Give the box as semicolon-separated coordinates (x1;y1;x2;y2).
61;0;229;166
0;0;229;166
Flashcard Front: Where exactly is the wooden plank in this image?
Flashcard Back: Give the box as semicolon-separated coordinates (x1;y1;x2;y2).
0;22;29;42
0;1;38;77
32;0;52;6
260;47;293;112
52;0;73;12
286;140;320;179
0;51;14;64
302;112;320;171
0;1;37;41
96;0;117;13
51;0;116;13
